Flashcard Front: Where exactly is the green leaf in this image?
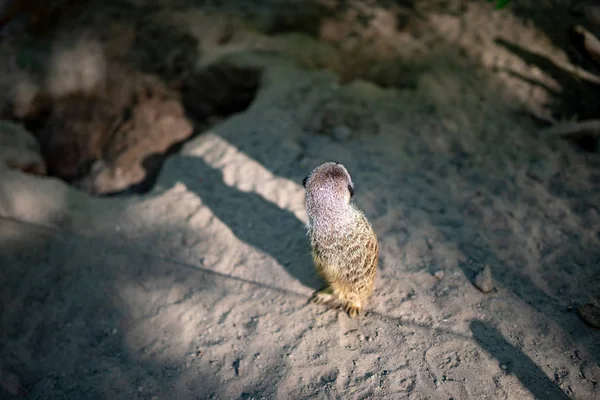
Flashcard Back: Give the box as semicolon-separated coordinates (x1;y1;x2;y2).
495;0;510;9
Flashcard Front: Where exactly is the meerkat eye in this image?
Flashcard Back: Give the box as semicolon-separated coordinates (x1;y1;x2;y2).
302;175;308;187
348;183;354;198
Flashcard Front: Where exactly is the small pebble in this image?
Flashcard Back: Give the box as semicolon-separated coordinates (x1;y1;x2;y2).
434;270;445;280
474;265;494;293
578;303;600;328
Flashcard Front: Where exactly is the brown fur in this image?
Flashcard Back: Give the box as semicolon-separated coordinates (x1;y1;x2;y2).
303;162;379;318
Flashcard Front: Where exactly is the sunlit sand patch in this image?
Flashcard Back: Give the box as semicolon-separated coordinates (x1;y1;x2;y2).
181;131;308;224
123;176;314;295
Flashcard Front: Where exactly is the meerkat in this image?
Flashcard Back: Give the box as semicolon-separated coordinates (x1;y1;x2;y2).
303;161;379;318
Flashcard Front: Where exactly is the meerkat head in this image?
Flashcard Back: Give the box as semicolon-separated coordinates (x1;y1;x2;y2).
303;162;354;206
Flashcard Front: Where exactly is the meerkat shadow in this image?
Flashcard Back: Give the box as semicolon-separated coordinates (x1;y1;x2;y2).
161;155;322;290
469;320;570;400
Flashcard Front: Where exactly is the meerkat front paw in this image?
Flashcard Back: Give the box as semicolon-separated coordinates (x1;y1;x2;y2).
310;287;335;304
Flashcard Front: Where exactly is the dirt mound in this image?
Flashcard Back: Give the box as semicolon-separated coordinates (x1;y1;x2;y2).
0;8;262;195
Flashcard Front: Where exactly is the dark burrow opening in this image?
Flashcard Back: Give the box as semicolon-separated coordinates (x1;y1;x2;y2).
0;1;263;197
3;57;262;197
4;0;600;197
135;61;264;195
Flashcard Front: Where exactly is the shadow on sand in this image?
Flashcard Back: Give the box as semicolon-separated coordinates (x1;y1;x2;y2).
470;320;570;400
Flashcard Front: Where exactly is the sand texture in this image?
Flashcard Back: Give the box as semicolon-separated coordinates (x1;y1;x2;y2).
1;1;600;399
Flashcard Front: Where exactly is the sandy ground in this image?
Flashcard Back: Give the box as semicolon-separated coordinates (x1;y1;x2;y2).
2;1;600;399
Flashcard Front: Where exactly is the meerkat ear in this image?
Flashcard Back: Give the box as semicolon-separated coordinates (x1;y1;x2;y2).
348;183;354;198
302;175;308;187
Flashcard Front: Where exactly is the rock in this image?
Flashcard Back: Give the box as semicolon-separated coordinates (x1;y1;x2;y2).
578;303;600;329
474;265;493;293
78;91;194;195
433;270;445;280
13;54;262;195
581;362;600;383
29;62;194;194
0;120;46;175
35;92;117;181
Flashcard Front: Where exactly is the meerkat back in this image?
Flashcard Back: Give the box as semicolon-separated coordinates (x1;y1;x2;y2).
302;162;379;318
